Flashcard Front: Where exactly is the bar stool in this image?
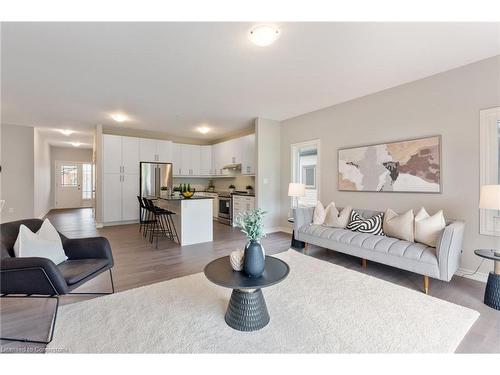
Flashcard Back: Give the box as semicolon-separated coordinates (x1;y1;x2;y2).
143;198;179;248
137;196;155;235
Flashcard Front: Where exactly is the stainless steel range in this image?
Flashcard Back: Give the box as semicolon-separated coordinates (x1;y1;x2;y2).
217;192;232;225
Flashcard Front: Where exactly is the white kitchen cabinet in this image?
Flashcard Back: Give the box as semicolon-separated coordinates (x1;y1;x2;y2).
122;136;140;175
121;174;140;220
172;143;182;176
103;134;140;174
139;138;158;163
103;135;122;174
200;145;212;175
241;134;256;175
102;134;140;224
102;173;122;222
180;144;192;176
157;140;173;162
232;195;255;226
139;138;173;163
190;145;201;176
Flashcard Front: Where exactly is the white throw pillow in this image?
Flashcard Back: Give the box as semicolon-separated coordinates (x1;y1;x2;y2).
324;203;352;228
414;208;446;248
13;219;68;265
383;209;414;242
312;201;326;225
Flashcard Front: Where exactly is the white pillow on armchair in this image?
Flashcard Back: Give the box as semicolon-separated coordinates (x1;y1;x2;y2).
13;219;68;265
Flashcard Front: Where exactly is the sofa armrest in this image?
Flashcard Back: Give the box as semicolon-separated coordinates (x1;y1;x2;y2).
0;257;68;295
293;207;315;232
62;237;114;266
436;220;465;281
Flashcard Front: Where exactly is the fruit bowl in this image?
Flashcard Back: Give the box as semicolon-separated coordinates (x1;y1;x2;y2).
181;191;195;199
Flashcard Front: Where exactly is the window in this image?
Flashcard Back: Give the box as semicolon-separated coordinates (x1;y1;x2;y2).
60;165;78;187
82;163;93;200
480;107;500;236
302;165;316;189
291;140;320;207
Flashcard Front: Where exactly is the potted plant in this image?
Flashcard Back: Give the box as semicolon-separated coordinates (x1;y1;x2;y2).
235;209;266;277
246;185;253;194
228;184;236;193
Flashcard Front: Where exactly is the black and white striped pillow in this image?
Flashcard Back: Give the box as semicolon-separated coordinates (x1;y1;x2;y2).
346;210;385;236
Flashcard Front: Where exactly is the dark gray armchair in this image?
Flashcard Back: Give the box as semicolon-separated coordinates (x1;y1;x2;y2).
0;218;115;344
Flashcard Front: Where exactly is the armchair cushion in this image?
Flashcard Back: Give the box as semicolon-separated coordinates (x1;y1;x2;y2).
62;237;113;265
0;256;69;295
58;259;110;285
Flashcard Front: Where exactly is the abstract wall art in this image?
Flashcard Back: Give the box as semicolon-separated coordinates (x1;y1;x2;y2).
338;136;441;193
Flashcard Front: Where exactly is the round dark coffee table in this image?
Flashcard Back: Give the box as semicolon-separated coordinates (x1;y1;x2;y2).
474;249;500;310
204;256;290;331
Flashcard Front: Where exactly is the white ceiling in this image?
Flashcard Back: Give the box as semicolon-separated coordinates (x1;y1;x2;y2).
2;22;499;142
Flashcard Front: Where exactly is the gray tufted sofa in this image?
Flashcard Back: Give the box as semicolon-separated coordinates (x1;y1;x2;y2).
293;207;465;293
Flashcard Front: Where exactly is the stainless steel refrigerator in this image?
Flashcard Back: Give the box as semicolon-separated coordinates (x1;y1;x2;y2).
140;162;173;198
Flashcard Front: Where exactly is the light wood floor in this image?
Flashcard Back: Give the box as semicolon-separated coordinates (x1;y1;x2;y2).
1;208;498;353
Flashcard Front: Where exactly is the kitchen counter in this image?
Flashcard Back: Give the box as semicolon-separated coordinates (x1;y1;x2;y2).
154;196;213;246
155;196;214;201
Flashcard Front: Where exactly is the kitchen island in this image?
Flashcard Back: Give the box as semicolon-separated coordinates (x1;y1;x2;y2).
154;196;214;246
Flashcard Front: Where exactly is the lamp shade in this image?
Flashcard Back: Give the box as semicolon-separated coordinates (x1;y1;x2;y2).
288;183;306;197
479;185;500;210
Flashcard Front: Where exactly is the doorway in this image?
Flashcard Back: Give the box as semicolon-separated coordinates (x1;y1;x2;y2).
54;161;94;209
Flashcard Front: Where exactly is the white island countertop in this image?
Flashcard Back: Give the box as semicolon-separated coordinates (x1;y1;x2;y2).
154;196;214;246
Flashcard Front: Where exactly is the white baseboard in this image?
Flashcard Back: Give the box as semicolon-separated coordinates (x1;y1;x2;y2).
265;226;292;234
455;268;488;283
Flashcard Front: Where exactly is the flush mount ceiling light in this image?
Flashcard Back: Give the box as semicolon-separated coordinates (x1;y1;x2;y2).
110;113;129;123
197;126;210;135
71;142;81;147
249;24;280;47
59;129;74;136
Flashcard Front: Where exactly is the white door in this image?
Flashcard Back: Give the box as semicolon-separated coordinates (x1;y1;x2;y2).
139;138;158;162
121;174;140;221
102;173;122;222
103;134;122;174
55;162;94;208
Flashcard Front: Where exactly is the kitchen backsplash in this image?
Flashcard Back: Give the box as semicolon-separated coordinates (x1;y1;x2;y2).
173;175;255;192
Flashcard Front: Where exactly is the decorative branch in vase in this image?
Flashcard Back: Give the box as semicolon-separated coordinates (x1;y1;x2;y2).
235;208;267;277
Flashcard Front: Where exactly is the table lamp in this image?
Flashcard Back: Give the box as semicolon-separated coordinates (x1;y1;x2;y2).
479;184;500;256
288;183;306;209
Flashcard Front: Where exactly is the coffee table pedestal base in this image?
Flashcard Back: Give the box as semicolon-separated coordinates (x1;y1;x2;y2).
484;272;500;311
225;289;270;331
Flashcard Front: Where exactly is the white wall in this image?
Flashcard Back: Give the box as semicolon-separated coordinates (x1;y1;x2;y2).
0;123;35;222
50;145;93;207
256;118;282;230
34;128;52;218
279;56;500;274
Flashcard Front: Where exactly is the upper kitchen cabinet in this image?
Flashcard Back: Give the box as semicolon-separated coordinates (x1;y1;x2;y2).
172;142;182;176
139;138;173;163
103;134;140;175
200;145;213;176
241;134;256;175
179;144;201;176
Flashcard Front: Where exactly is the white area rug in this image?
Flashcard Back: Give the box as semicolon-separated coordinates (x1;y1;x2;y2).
47;250;479;353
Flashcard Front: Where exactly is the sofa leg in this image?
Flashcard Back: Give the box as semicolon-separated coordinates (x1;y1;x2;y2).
304;242;309;254
423;276;429;294
361;259;367;268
